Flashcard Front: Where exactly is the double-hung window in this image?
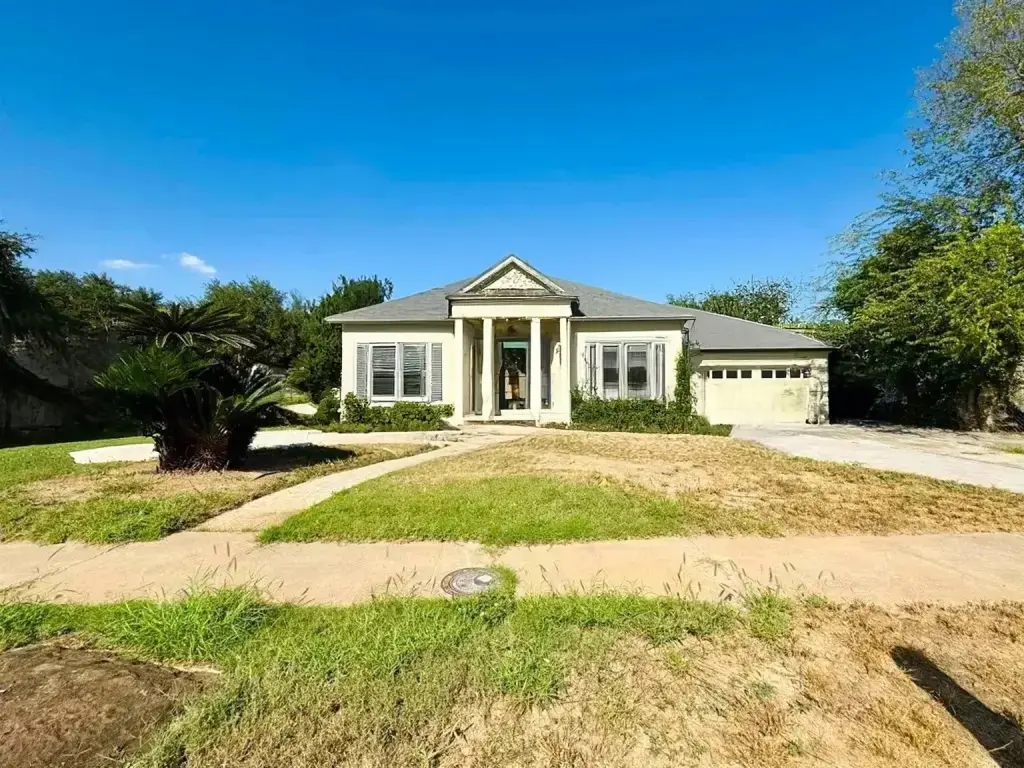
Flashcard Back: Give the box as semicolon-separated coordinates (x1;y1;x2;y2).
369;343;428;401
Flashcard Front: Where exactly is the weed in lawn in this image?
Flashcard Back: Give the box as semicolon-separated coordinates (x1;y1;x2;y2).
744;591;793;641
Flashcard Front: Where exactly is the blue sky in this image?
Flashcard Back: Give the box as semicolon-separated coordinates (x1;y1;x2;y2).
1;1;955;307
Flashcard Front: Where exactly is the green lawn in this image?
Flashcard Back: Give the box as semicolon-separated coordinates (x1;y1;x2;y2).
0;438;426;544
0;584;781;767
260;474;767;545
1001;444;1024;455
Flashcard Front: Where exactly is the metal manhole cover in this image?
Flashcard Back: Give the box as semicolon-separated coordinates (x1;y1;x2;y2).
441;567;500;596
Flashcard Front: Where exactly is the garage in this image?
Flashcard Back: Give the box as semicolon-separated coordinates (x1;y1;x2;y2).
700;365;817;425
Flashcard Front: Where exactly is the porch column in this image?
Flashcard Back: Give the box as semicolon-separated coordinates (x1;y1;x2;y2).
481;317;494;419
530;317;542;420
559;316;571;416
453;318;465;421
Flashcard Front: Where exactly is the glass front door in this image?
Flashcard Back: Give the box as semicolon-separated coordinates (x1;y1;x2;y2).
497;340;529;412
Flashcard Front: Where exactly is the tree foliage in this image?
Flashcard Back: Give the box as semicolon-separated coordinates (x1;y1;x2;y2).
0;229;73;413
828;1;1024;428
202;278;304;369
668;278;794;326
289;275;394;401
114;300;257;351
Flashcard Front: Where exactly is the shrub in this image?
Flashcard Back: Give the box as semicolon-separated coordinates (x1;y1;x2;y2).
570;390;730;436
313;391;340;425
340;393;454;431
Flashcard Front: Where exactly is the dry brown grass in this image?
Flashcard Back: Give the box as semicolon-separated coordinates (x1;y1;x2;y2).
441;602;1024;768
391;433;1024;535
19;443;425;507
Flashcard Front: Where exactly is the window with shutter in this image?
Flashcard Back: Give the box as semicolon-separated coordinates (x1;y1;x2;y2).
355;345;368;398
401;344;426;397
430;343;443;402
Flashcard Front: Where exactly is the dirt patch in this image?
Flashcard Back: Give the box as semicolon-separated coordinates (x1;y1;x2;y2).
442;603;1024;768
0;644;203;768
394;433;1024;535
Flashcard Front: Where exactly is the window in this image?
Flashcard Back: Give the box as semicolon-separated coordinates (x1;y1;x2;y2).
711;369;724;379
800;367;812;378
774;369;788;378
626;344;649;398
761;369;773;379
602;345;620;399
741;370;752;379
371;345;397;398
369;344;430;401
789;367;802;380
725;369;738;379
403;344;427;397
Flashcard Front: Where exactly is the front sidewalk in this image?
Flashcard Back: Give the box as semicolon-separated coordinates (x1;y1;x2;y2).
6;530;1024;607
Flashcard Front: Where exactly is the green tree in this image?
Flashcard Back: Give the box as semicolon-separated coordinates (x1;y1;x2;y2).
33;270;160;344
289;275;393;401
668;277;794;326
0;229;70;419
912;0;1024;201
202;278;304;369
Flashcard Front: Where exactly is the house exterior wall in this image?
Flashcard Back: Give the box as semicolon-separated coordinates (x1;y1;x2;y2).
692;349;830;424
339;322;457;406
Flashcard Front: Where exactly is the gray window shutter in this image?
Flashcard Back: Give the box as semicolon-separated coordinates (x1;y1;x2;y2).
355;344;368;398
430;343;443;402
653;342;666;400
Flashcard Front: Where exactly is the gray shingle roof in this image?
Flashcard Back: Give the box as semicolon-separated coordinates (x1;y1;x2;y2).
326;274;828;351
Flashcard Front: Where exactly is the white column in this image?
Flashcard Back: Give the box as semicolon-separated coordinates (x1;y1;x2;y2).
481;317;494;419
530;317;542;420
559;316;571;417
453;318;465;421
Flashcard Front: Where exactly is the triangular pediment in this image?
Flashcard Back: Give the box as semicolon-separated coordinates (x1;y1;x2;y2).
456;255;564;297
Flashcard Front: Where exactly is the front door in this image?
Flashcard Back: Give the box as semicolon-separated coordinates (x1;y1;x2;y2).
497;340;529;413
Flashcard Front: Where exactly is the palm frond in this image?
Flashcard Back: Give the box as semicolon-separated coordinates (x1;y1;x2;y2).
114;300;256;350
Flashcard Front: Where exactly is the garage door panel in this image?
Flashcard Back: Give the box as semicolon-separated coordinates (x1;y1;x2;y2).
703;376;809;425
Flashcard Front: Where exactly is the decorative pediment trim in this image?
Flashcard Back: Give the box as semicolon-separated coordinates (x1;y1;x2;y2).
455;255;565;297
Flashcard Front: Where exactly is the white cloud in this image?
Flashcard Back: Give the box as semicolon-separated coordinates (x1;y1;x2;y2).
101;259;155;270
178;252;217;276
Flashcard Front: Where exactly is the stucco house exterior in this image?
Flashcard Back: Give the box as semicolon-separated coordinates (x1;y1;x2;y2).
327;255;831;426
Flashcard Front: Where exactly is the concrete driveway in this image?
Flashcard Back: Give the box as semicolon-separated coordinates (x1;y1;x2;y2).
732;423;1024;494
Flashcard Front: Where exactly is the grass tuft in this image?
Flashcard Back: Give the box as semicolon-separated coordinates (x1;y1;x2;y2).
743;590;792;641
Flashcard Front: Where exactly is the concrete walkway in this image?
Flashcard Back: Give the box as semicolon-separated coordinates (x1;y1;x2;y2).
733;424;1024;494
198;437;511;531
5;531;1024;607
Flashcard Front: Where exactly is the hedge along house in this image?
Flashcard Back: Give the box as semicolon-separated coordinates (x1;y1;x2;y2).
327;255;831;426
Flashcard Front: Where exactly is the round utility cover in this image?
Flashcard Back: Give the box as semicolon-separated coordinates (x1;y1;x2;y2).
441;567;500;596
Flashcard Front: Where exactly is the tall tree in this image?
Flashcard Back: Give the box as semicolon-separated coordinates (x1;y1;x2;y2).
668;278;794;326
912;0;1024;202
289;275;393;401
0;229;70;416
202;278;304;369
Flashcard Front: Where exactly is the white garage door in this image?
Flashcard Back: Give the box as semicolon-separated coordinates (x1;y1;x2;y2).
702;366;811;425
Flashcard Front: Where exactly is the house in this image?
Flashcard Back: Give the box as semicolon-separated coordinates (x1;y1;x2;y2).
326;255;831;425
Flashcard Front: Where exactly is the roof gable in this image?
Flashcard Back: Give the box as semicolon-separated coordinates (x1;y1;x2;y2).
453;255;566;298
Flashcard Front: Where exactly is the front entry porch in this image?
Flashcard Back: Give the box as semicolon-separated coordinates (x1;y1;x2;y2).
455;316;572;424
